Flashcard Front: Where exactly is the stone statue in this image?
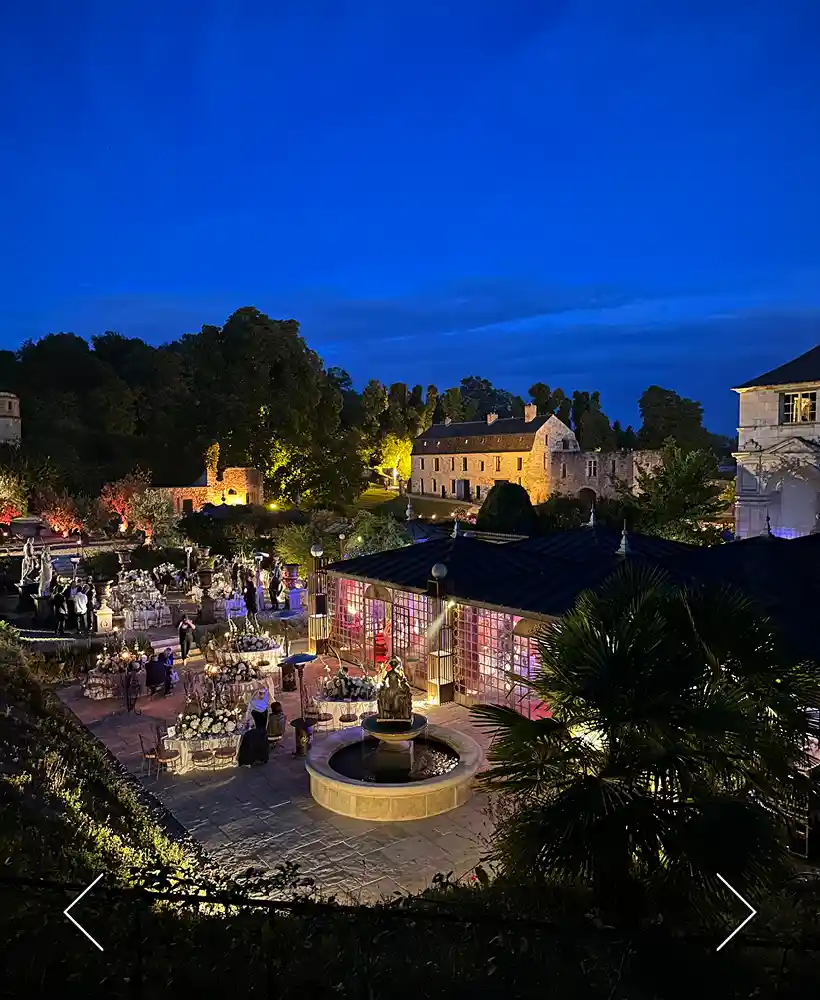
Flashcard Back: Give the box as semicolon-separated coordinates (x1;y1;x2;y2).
38;546;53;597
20;538;37;583
377;666;413;722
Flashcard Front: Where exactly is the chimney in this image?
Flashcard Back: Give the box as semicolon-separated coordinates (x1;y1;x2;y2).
524;403;537;423
486;412;498;425
444;416;452;426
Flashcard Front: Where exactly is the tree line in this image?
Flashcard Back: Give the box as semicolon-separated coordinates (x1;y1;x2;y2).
0;306;734;517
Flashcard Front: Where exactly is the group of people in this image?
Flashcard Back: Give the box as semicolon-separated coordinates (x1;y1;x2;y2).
234;556;287;630
145;646;178;697
237;685;286;766
51;581;94;635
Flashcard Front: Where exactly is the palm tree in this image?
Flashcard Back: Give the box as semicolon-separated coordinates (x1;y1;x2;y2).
472;564;819;918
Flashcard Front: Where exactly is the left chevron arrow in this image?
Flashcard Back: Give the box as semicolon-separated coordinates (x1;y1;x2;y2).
63;874;105;951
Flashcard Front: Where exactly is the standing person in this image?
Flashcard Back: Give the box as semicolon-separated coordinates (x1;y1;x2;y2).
231;561;240;593
73;585;88;634
145;654;165;697
268;558;281;611
85;581;96;633
243;573;258;630
178;614;196;662
159;647;175;695
51;585;68;635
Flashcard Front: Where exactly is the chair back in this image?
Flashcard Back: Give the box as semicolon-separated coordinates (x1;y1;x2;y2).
138;732;153;756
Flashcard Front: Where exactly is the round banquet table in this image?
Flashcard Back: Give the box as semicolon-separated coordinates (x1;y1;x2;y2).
312;697;377;728
83;668;145;701
163;732;243;773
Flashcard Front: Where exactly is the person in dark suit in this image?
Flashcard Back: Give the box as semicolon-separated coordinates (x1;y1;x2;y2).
238;688;270;766
243;574;259;629
268;558;281;611
145;655;166;696
51;585;68;635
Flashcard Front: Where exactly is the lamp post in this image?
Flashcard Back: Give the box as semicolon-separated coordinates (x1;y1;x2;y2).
184;545;193;576
308;543;329;654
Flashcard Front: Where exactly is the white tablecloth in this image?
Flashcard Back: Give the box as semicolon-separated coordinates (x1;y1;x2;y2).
163;733;242;773
123;607;172;630
83;669;145;700
313;697;377;727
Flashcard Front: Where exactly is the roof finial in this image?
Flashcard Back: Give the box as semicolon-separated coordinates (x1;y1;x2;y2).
451;519;460;539
585;504;596;528
765;511;772;536
406;500;415;521
617;520;629;556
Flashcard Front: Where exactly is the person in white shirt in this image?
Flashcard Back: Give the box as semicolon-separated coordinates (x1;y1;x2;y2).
249;687;270;730
73;587;88;634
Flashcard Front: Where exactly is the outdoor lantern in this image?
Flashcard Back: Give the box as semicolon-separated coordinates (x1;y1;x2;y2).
310;543;323;558
431;563;448;580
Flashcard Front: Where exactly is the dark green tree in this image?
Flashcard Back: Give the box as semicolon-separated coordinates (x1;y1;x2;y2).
472;565;815;916
617;441;728;544
637;386;712;451
475;481;538;535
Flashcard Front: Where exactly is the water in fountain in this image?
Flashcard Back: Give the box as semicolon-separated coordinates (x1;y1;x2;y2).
330;737;459;784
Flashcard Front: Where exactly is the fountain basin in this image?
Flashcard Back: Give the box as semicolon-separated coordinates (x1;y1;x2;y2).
306;724;483;822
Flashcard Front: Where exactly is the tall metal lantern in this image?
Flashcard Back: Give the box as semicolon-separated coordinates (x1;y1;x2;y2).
307;542;330;654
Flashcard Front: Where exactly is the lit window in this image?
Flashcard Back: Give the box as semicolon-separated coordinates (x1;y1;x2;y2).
587;459;598;478
495;456;501;472
781;391;817;424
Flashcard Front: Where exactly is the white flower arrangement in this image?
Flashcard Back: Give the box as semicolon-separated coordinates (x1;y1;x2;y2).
94;647;148;675
235;634;279;653
177;703;241;740
320;665;378;701
216;660;260;684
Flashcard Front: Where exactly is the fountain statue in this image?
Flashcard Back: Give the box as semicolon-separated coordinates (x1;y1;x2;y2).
38;546;53;597
20;538;36;584
377;664;413;722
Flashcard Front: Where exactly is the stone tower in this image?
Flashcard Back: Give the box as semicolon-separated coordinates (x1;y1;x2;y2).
0;393;21;446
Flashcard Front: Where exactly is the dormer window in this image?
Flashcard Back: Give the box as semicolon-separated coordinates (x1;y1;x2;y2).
562;439;570;450
781;391;817;424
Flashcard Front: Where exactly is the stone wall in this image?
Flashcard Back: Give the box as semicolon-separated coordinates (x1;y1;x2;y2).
166;466;264;513
409;412;661;508
0;392;21;446
410;423;552;503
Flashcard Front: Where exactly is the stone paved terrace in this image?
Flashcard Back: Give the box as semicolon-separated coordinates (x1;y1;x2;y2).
56;657;497;904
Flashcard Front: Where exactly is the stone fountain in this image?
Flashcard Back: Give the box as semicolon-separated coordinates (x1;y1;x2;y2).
306;658;481;821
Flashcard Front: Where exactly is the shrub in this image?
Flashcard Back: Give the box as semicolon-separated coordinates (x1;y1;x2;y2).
81;550;120;580
475;482;538;535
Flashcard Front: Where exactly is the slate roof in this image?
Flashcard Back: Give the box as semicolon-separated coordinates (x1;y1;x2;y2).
324;529;820;658
412;415;550;455
325;533;690;619
734;345;820;390
509;524;696;563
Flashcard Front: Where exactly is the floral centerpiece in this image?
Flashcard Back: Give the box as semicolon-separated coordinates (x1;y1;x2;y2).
94;644;149;675
213;660;261;684
176;703;241;740
236;633;280;653
319;665;378;701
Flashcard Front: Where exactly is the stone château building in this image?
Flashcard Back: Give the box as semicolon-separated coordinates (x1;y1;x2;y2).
164;465;264;515
734;344;820;539
0;392;21;446
409;403;659;507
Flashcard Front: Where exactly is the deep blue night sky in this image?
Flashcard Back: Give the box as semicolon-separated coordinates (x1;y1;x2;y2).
2;1;820;432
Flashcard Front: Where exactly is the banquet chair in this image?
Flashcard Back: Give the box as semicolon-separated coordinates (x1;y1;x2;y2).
191;749;216;771
338;712;359;729
138;733;157;779
154;743;181;777
213;745;238;768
